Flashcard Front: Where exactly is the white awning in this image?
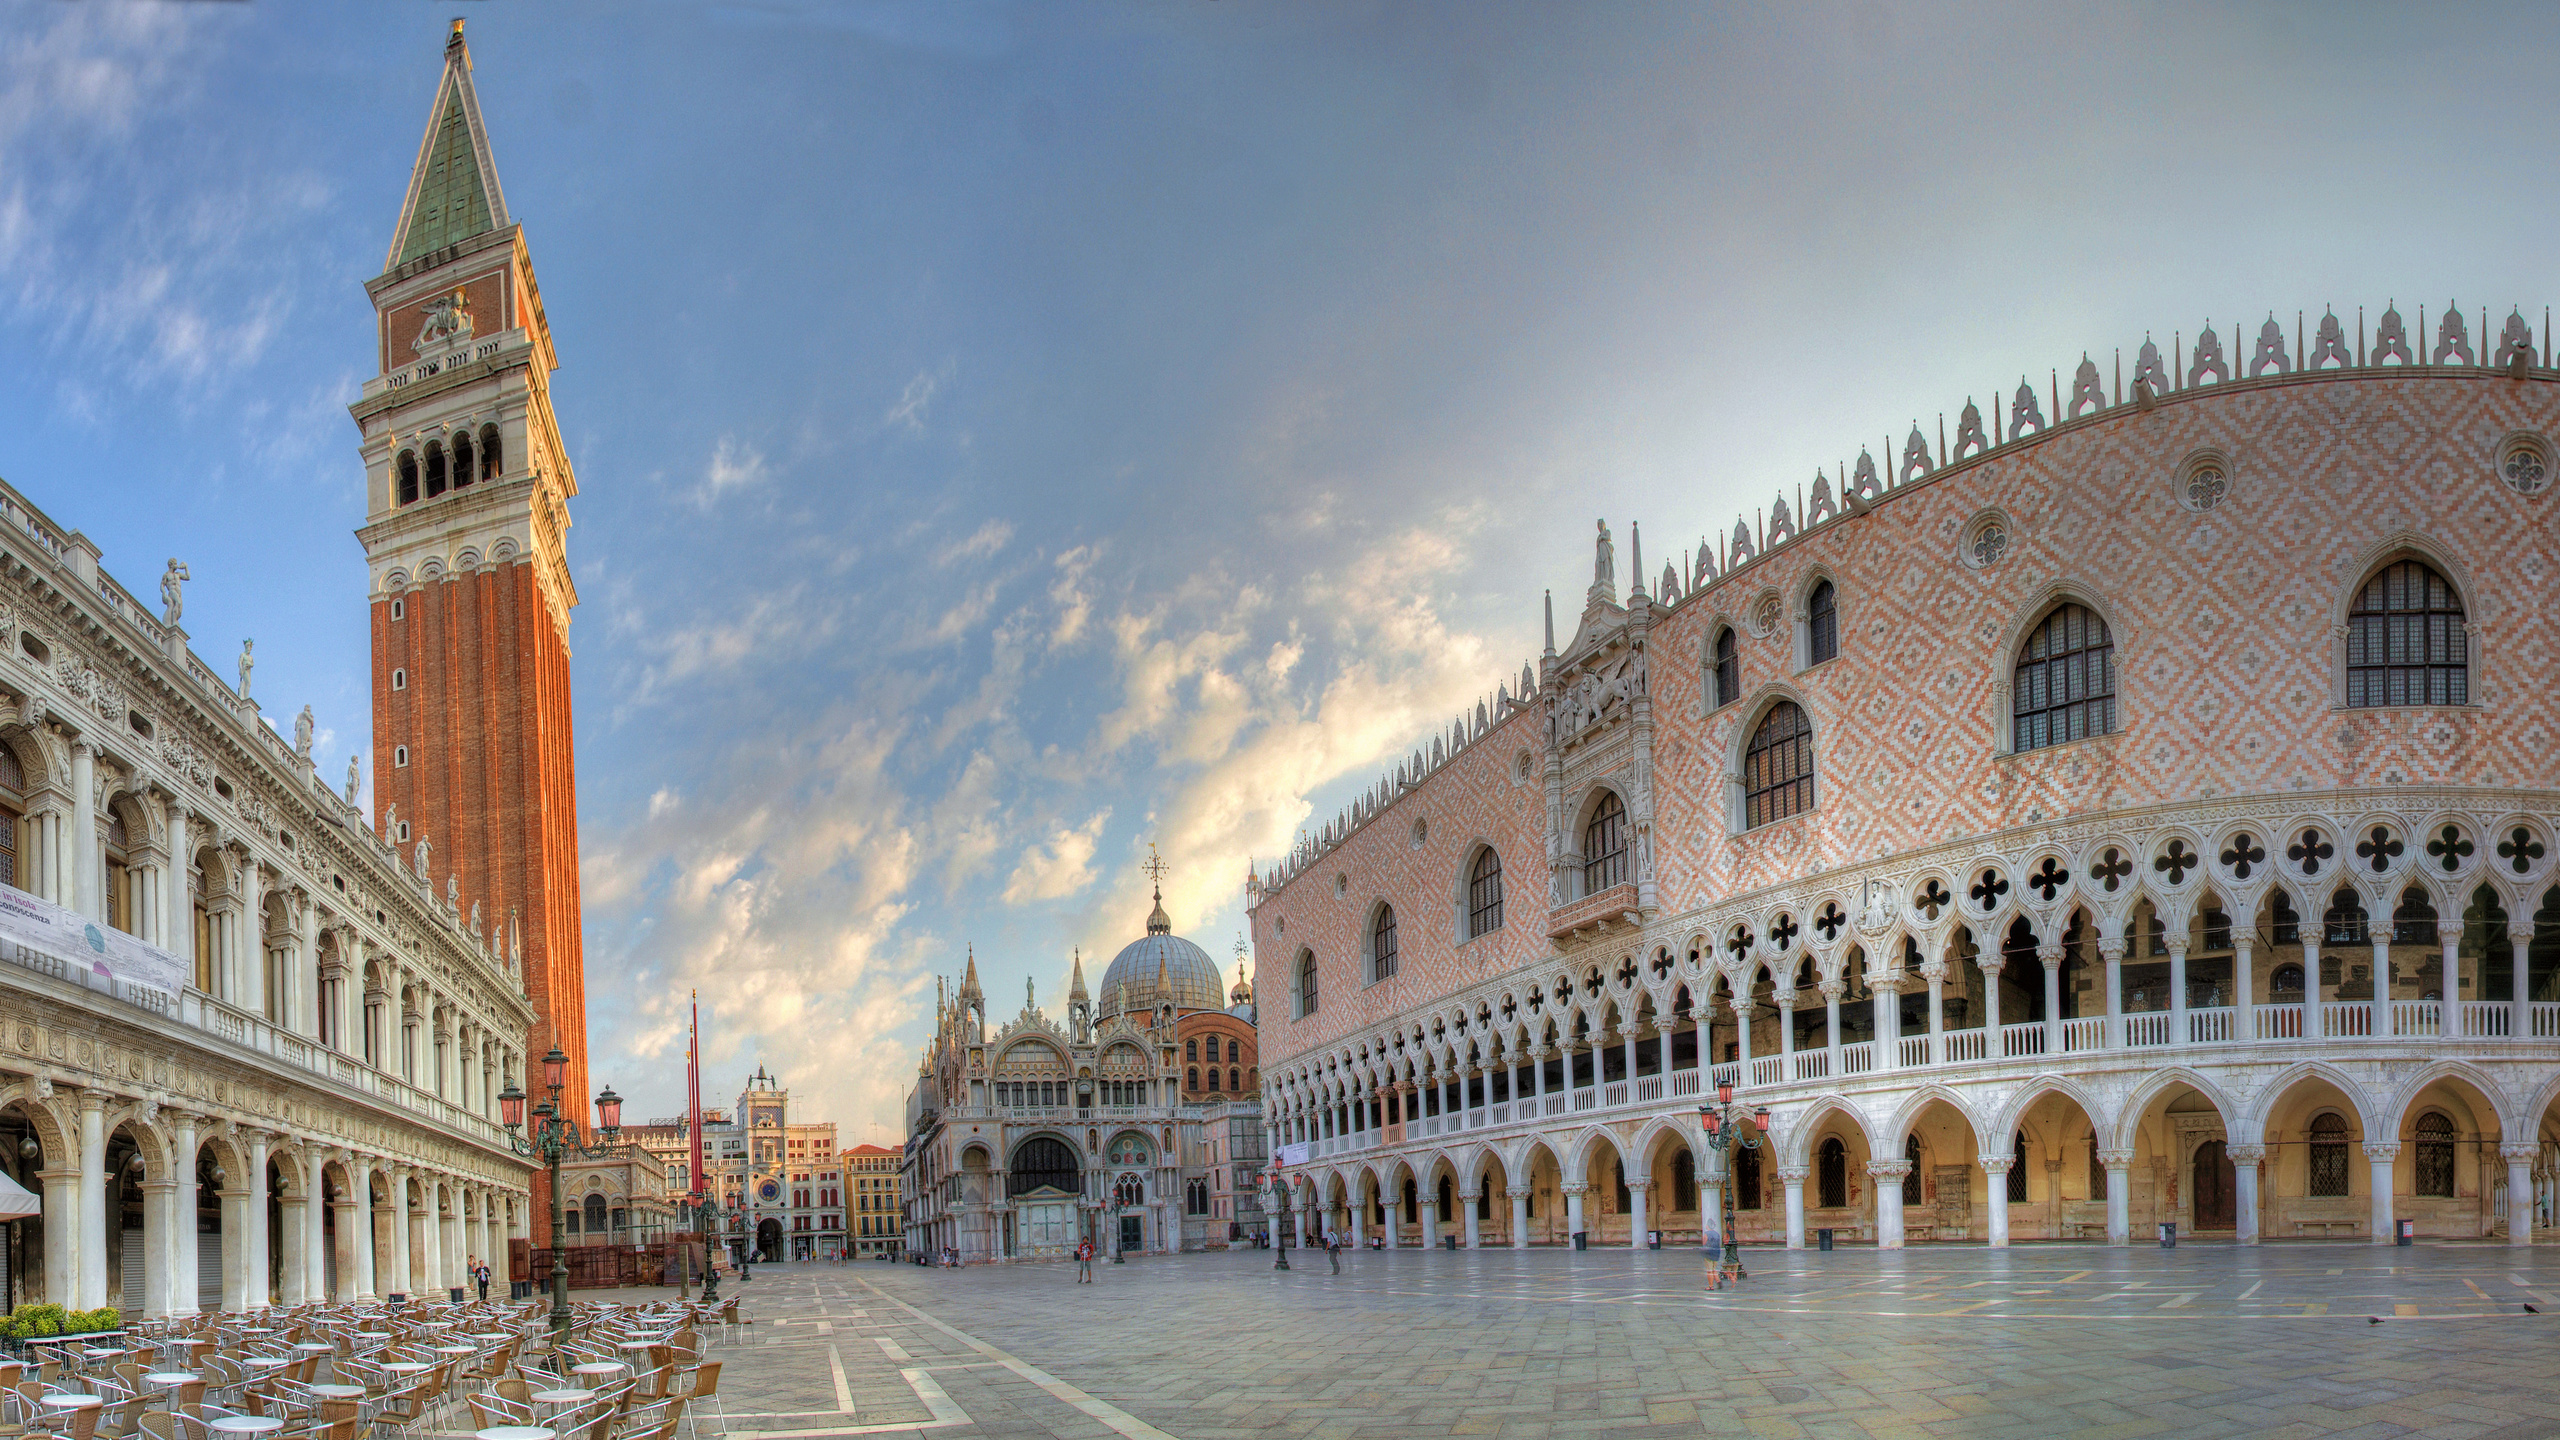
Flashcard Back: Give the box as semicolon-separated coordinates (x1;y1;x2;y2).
0;1171;40;1221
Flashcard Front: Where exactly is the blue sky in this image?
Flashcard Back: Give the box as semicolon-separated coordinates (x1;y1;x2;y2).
6;1;2559;1139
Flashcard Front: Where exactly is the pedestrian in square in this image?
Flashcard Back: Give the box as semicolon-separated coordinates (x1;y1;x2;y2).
1327;1232;1341;1275
1075;1238;1094;1283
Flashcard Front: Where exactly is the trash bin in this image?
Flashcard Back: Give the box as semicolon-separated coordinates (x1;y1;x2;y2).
449;1287;466;1304
386;1292;407;1306
2158;1222;2176;1249
1572;1231;1587;1251
2397;1218;2416;1246
1817;1228;1834;1252
1647;1230;1661;1251
1443;1234;1457;1251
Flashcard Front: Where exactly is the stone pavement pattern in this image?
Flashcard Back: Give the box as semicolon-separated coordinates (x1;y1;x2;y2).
660;1245;2560;1438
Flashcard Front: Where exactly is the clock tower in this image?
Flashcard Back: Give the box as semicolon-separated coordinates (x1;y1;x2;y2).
348;20;592;1205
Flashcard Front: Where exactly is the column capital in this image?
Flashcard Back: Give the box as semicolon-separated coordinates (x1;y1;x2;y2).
1977;1156;2014;1175
74;1088;110;1110
2097;938;2128;962
1774;1166;1809;1182
2360;1142;2402;1161
2500;1143;2541;1162
1817;980;1845;1002
1865;1160;1912;1180
2035;943;2065;966
1977;955;2005;977
1625;1178;1652;1193
2097;1149;2136;1169
2224;1144;2268;1165
1559;1182;1589;1197
1456;1187;1480;1202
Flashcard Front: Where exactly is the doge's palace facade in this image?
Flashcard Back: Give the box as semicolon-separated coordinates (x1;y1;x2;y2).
1254;307;2560;1252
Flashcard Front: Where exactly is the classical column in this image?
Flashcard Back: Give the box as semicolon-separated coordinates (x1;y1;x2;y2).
1821;981;1844;1078
1980;954;2004;1053
2370;935;2392;1039
2233;933;2256;1039
1626;1178;1649;1249
1871;975;1899;1073
1622;1029;1639;1094
2439;920;2461;1041
279;1165;307;1306
166;803;192;972
1418;1181;1438;1250
1870;1161;1909;1249
1981;1156;2012;1246
297;896;323;1040
1730;994;1752;1078
2504;1144;2538;1246
70;742;97;920
308;1158;332;1302
1779;1167;1807;1249
138;1168;175;1318
1348;1187;1364;1248
2228;1144;2266;1245
1557;1181;1588;1247
2100;1149;2133;1245
420;1182;442;1292
2514;928;2536;1041
1508;1188;1528;1250
241;857;267;1013
1459;1188;1480;1249
2039;945;2064;1055
1775;994;1796;1078
37;1160;79;1306
1924;967;1944;1066
243;1129;270;1308
76;1090;106;1308
2167;939;2189;1044
217;1163;248;1314
2365;1142;2400;1244
2099;937;2126;1048
168;1111;199;1314
2304;935;2324;1039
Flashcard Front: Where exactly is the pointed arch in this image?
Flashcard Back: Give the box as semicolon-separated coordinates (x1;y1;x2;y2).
1503;1134;1564;1193
2241;1060;2385;1147
2381;1059;2516;1141
1986;1073;2110;1148
1778;1096;1876;1170
1879;1083;1988;1155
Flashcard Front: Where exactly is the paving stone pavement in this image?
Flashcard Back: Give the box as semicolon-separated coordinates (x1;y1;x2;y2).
651;1242;2560;1439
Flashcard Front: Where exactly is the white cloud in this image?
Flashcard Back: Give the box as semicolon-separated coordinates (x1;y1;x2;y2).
882;369;940;433
1001;808;1110;905
936;519;1012;566
695;435;766;507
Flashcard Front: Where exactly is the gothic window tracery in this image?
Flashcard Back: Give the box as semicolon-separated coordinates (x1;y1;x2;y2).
2413;1112;2455;1198
1807;580;1837;666
1711;627;1739;707
1372;904;1398;982
2012;603;2115;752
1582;792;1627;895
2308;1114;2351;1197
2346;559;2467;707
1742;701;1813;828
1467;850;1504;939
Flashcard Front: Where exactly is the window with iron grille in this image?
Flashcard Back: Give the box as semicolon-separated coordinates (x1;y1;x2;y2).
2346;559;2466;707
2012;603;2115;752
1742;701;1813;828
1467;850;1504;938
1371;904;1398;982
1582;792;1627;894
1712;628;1739;707
2308;1114;2351;1197
1807;580;1837;665
2007;1132;2029;1203
2414;1113;2455;1198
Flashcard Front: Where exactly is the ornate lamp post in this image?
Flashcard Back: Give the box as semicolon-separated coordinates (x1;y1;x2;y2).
1268;1162;1289;1271
1699;1080;1769;1289
499;1046;624;1338
696;1194;729;1304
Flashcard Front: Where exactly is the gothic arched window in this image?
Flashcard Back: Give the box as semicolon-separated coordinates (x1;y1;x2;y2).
2414;1112;2455;1198
1672;1150;1696;1211
396;450;420;506
1467;850;1504;939
479;424;503;482
1807;580;1837;665
1712;627;1740;707
1371;904;1398;983
2008;1131;2029;1203
1582;792;1628;895
2347;559;2467;707
2308;1114;2351;1197
1742;701;1813;828
1295;950;1318;1018
1901;1136;1923;1206
1734;1140;1762;1210
583;1193;607;1236
2012;603;2115;752
424;441;448;499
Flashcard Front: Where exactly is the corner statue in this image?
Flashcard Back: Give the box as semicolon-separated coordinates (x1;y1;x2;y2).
159;559;189;626
1594;520;1614;590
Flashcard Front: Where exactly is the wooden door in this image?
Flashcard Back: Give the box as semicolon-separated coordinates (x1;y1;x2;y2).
2192;1140;2236;1229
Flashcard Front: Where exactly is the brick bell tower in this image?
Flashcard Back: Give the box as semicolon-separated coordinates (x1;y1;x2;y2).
349;21;592;1224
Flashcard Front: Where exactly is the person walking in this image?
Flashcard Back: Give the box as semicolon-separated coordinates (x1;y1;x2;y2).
1075;1238;1094;1284
1327;1232;1341;1275
471;1255;491;1302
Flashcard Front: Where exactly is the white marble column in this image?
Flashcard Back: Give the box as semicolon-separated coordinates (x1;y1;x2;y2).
2304;936;2324;1039
1563;1182;1587;1247
1509;1190;1528;1250
168;1112;199;1314
165;803;192;967
38;1162;79;1305
2233;936;2256;1038
297;897;323;1040
279;1183;307;1305
139;1174;175;1318
1731;994;1753;1076
2505;1145;2538;1246
1924;968;1945;1066
1775;996;1795;1078
76;1090;106;1308
1980;955;2004;1052
2370;937;2392;1039
2365;1142;2400;1244
2439;921;2461;1041
1348;1187;1364;1249
1871;1161;1909;1249
1459;1189;1480;1249
2101;1149;2133;1246
2100;938;2126;1048
217;1169;248;1313
2167;940;2189;1043
2039;946;2064;1054
1982;1156;2012;1246
2229;1144;2265;1245
1821;982;1844;1078
243;1130;270;1308
1780;1167;1807;1249
1626;1179;1649;1249
69;742;97;921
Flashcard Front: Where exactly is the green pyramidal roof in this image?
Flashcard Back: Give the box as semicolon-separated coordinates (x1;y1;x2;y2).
388;32;511;271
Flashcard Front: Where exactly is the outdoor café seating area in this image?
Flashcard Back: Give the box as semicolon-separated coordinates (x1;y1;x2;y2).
0;1295;748;1440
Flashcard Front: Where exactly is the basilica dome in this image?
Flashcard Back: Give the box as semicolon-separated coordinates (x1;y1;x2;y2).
1096;889;1228;1019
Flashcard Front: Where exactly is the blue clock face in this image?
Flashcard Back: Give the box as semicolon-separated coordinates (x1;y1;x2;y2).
758;1179;781;1202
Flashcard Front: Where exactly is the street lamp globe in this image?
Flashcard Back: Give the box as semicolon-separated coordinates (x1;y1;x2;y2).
1717;1079;1735;1107
499;1082;526;1129
542;1046;570;1093
596;1084;623;1137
